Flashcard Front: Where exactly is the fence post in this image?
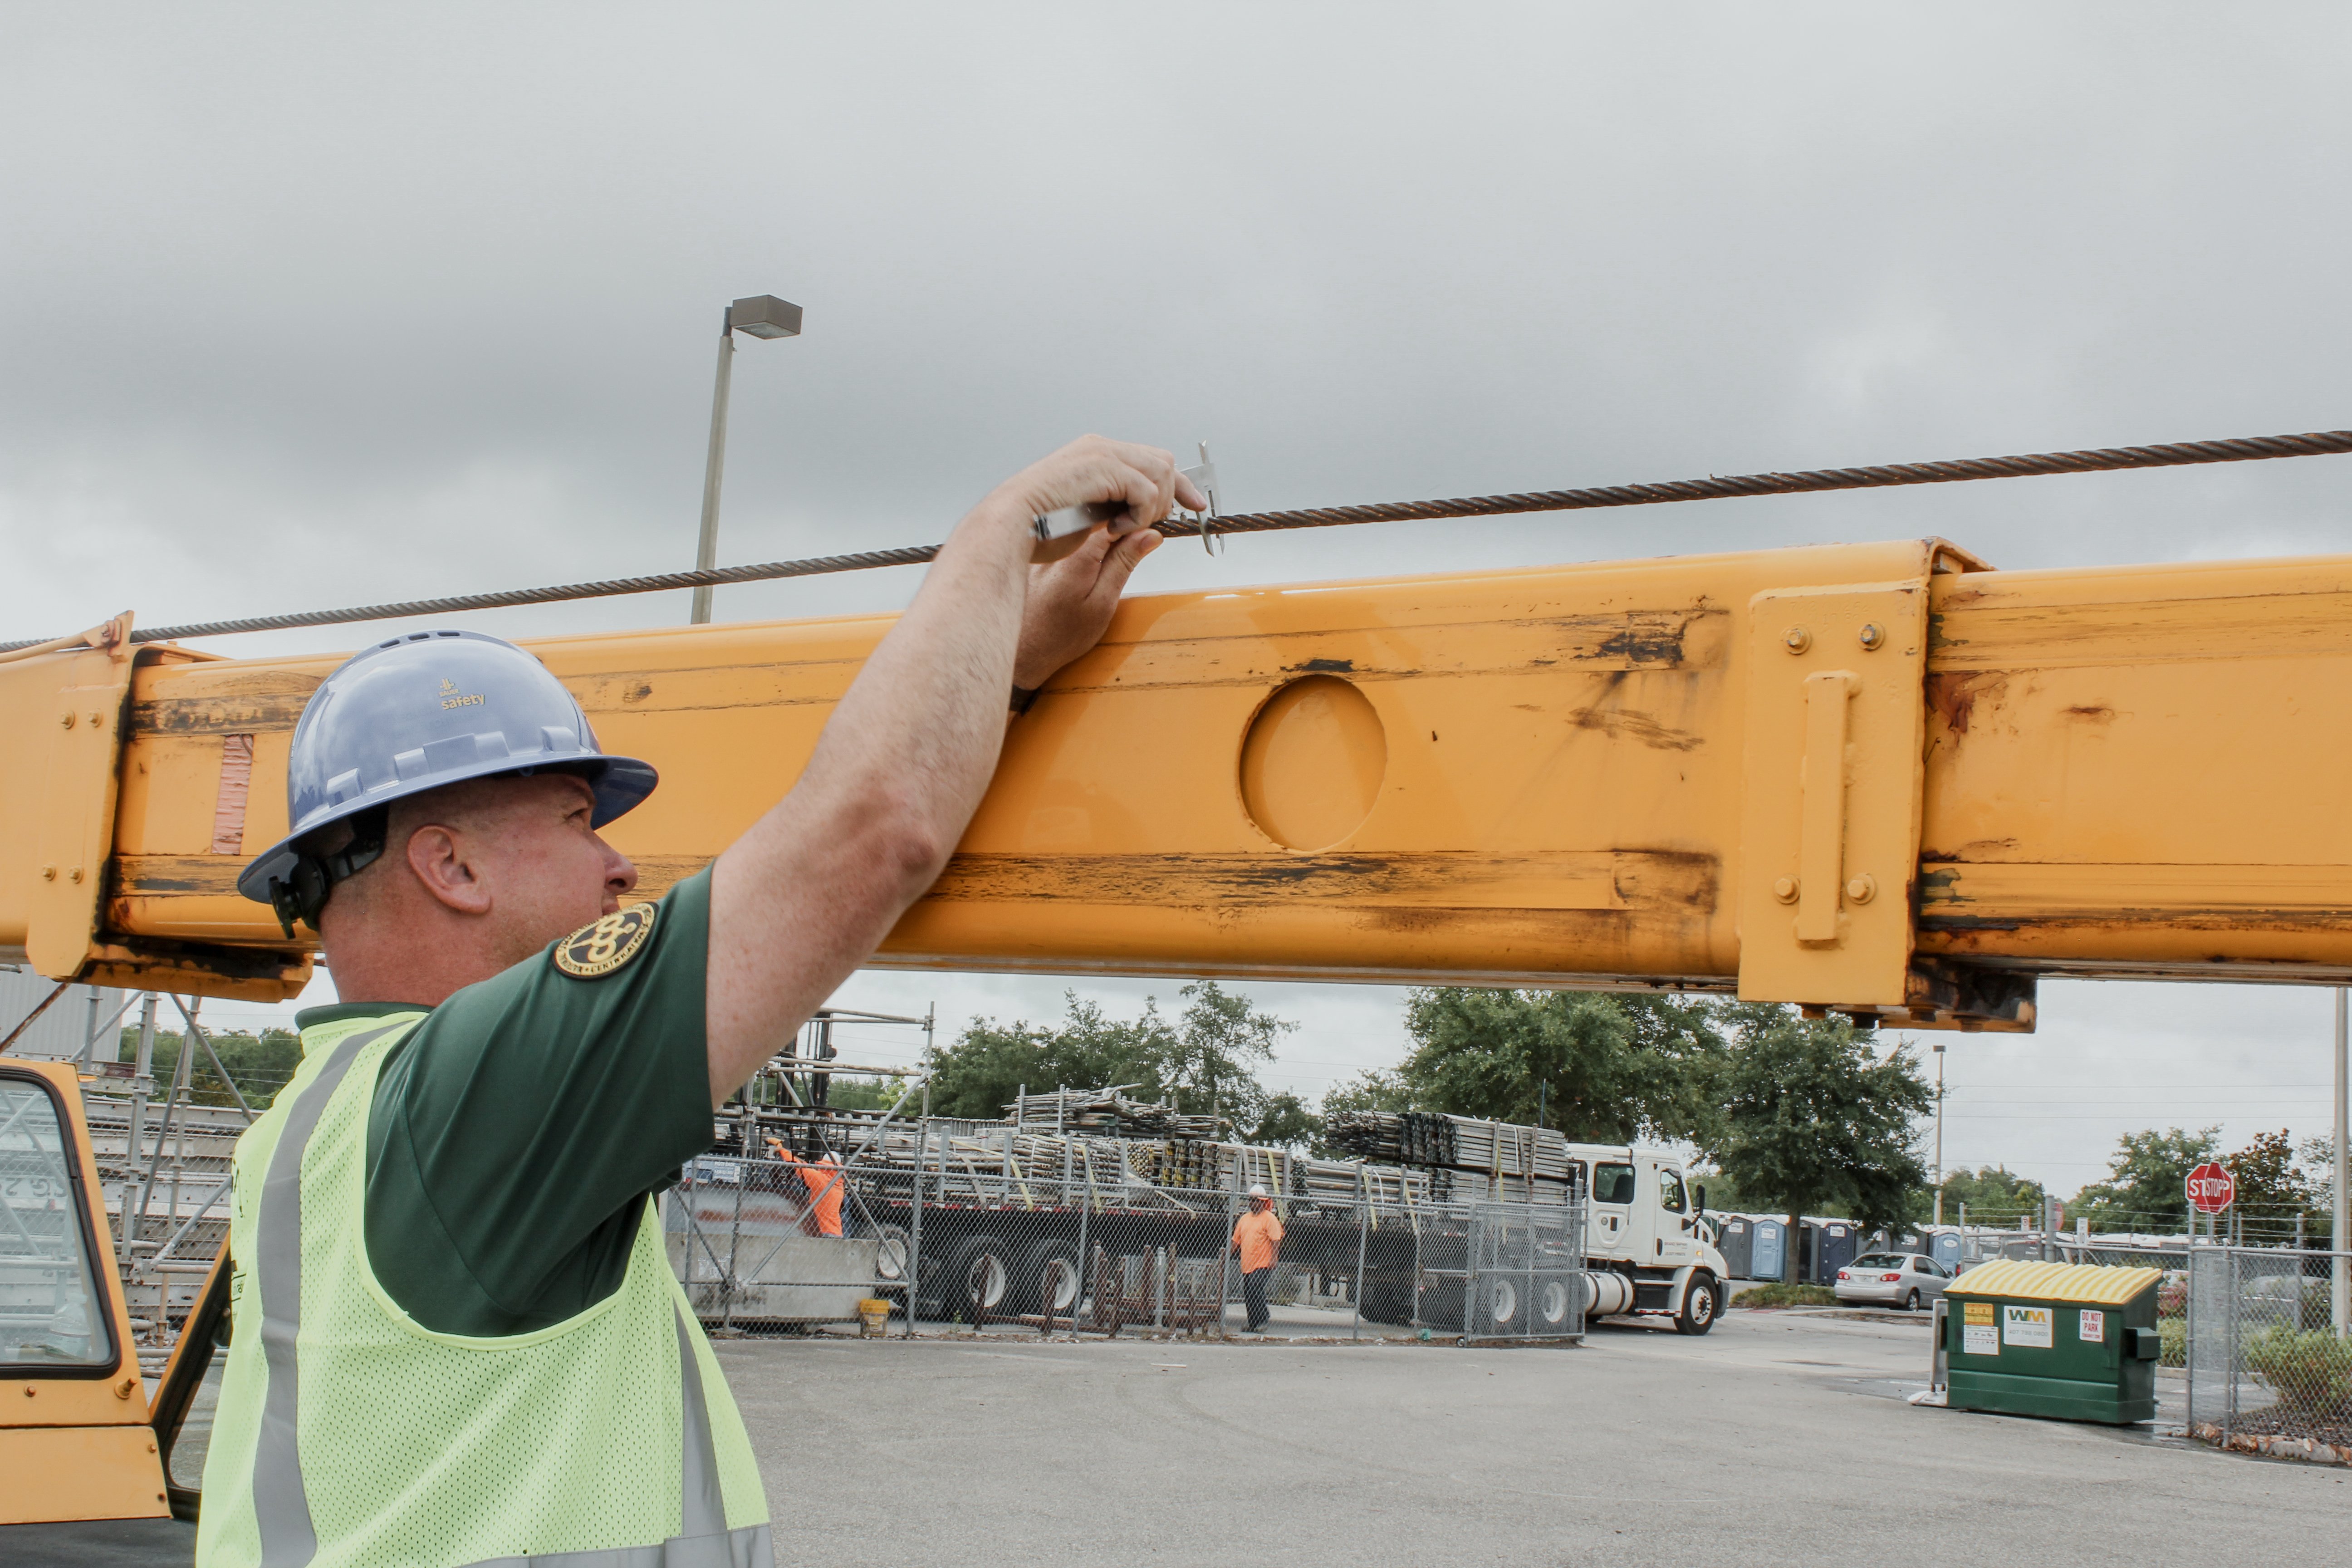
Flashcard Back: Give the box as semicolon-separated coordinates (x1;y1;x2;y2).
1215;1155;1235;1338
903;1117;927;1338
1071;1156;1091;1342
1350;1167;1369;1341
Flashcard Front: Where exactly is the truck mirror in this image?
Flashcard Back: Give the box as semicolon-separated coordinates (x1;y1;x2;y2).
1694;1183;1707;1215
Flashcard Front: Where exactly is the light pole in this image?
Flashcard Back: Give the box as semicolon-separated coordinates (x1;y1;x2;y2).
691;294;803;626
1932;1040;1947;1227
2334;986;2347;1334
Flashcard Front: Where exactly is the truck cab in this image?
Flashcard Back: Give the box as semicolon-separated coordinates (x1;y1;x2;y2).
1568;1142;1728;1334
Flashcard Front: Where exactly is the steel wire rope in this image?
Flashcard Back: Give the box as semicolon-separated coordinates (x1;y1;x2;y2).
7;425;2352;653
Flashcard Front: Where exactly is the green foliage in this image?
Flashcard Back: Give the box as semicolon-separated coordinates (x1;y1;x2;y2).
1339;988;1729;1146
2241;1325;2352;1416
117;1025;302;1109
2158;1317;2188;1369
2070;1126;2219;1234
1936;1165;2048;1228
2223;1129;2320;1229
921;982;1308;1147
814;1078;905;1112
1710;1004;1931;1252
1735;1282;1838;1308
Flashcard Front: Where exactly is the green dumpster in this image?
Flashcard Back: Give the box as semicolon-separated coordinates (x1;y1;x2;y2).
1944;1259;2164;1425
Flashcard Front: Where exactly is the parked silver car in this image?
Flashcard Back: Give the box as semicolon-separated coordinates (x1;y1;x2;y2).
1833;1252;1949;1311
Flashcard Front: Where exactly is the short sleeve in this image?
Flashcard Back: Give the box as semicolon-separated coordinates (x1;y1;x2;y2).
365;869;717;1336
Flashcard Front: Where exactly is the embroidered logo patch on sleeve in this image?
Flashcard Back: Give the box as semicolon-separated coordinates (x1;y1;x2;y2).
552;903;658;979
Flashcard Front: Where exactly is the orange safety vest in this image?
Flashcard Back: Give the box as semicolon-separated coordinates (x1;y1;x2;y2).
1231;1207;1284;1273
768;1142;846;1237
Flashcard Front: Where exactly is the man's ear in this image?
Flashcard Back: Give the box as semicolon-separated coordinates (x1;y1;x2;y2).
405;823;494;915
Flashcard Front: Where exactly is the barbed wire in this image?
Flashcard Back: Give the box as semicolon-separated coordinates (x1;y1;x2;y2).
5;425;2348;652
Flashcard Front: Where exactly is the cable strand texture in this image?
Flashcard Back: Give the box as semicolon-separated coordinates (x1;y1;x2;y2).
7;427;2347;652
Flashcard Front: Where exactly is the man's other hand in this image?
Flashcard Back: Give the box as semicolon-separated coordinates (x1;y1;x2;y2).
1014;522;1163;690
1000;436;1205;690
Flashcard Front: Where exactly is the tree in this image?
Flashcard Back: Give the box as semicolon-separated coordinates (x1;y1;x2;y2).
2069;1127;2219;1236
1360;988;1729;1146
1936;1165;2047;1229
1710;1005;1932;1279
117;1025;303;1109
921;982;1309;1147
2224;1130;2319;1240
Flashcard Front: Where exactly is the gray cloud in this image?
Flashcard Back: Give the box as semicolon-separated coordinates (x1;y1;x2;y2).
7;5;2348;1189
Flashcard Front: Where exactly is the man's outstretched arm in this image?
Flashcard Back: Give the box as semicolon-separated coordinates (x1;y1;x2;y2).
702;436;1203;1104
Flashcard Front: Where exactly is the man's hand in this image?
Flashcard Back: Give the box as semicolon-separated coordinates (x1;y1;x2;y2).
990;433;1209;539
1014;524;1163;691
706;434;1200;1107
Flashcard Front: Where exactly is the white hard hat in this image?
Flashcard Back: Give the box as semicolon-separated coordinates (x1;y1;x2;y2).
1247;1184;1270;1199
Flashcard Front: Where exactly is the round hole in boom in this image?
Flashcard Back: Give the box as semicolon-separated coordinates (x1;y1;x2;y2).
1238;675;1387;851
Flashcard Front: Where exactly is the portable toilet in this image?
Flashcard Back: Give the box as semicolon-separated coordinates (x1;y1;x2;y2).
1817;1222;1859;1282
1929;1229;1964;1272
1716;1215;1755;1279
1751;1218;1785;1281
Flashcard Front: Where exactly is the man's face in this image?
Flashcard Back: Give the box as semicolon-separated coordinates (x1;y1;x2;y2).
471;773;639;951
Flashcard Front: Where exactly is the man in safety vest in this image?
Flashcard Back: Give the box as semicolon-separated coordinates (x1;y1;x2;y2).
1231;1184;1284;1333
199;438;1201;1568
766;1137;844;1238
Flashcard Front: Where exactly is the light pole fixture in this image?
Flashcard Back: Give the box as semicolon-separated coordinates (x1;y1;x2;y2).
1932;1040;1947;1227
692;294;804;625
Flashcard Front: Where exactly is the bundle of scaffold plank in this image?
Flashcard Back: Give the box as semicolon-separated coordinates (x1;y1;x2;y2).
1438;1171;1570;1206
1324;1111;1570;1181
1007;1086;1221;1140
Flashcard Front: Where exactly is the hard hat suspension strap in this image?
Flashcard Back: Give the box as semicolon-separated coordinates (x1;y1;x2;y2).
267;805;389;939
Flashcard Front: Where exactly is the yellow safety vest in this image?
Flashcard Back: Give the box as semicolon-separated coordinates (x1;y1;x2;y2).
197;1013;770;1567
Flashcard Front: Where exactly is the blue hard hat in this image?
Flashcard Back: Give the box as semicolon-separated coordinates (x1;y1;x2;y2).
238;629;656;926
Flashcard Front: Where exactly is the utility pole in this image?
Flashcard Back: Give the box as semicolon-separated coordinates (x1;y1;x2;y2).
2334;986;2347;1334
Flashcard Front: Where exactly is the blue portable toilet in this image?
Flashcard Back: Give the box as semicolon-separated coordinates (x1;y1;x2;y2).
1929;1229;1963;1271
1815;1221;1859;1282
1716;1215;1755;1279
1751;1218;1786;1281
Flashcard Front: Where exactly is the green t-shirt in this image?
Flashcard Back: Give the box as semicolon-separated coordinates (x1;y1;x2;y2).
297;870;717;1338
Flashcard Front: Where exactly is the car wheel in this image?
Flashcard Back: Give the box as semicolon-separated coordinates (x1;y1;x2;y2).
1904;1289;1921;1312
1674;1274;1719;1336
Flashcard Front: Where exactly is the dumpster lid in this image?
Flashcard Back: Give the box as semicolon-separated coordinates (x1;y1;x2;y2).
1945;1259;2161;1305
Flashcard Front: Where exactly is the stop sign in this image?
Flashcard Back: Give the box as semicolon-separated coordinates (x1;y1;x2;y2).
2187;1161;2235;1215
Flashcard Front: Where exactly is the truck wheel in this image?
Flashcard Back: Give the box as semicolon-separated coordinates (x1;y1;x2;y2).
1674;1274;1719;1336
1014;1238;1082;1318
1903;1289;1921;1313
941;1237;1011;1322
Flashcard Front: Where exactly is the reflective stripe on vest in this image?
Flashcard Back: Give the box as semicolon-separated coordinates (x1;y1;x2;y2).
241;1022;770;1568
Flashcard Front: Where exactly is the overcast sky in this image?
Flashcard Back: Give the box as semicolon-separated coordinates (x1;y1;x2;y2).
7;6;2350;1197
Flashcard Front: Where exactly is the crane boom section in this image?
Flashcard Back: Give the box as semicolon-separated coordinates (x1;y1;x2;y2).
6;538;2349;1028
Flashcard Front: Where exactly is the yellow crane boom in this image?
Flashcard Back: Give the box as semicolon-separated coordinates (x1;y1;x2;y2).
5;535;2348;1029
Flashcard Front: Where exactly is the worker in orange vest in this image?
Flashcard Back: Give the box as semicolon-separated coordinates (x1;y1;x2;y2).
766;1137;845;1237
1230;1183;1284;1333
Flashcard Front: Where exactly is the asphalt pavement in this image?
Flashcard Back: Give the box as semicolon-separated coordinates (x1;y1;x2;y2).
716;1308;2349;1567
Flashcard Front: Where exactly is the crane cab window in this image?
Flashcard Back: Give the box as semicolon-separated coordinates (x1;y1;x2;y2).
1656;1169;1689;1215
1592;1163;1637;1205
0;1075;114;1370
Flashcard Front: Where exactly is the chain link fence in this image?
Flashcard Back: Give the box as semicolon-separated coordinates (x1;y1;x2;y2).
665;1132;1588;1345
2186;1245;2352;1460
